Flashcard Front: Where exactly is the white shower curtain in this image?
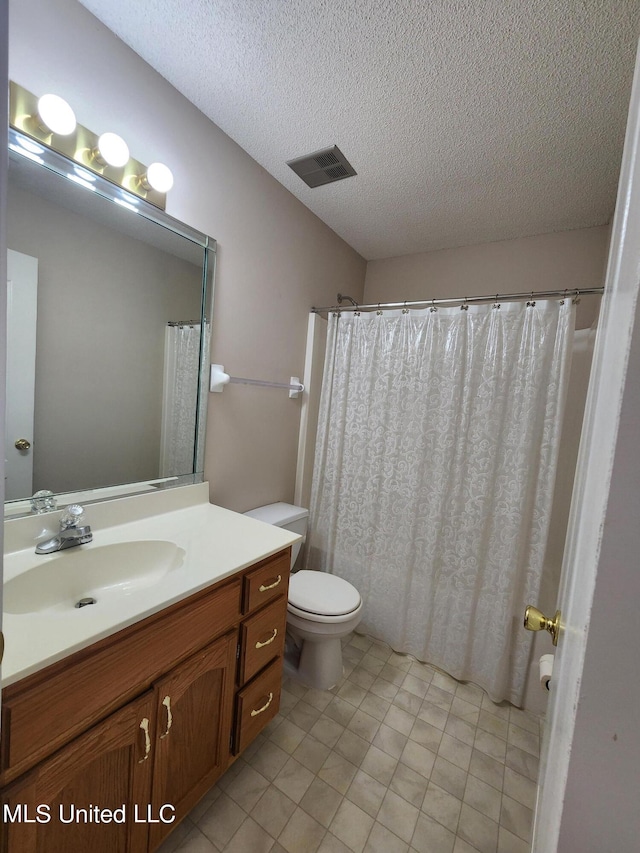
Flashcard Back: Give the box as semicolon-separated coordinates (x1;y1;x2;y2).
160;322;209;477
306;300;575;705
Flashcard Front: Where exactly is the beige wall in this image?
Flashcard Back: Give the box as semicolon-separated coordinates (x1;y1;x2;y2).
9;0;366;512
7;182;202;494
364;226;609;329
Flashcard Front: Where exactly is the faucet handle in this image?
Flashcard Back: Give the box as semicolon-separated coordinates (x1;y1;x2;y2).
60;504;86;529
31;490;57;514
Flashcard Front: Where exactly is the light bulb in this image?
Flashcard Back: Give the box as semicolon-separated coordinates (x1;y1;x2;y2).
97;132;130;168
145;162;174;193
37;94;76;135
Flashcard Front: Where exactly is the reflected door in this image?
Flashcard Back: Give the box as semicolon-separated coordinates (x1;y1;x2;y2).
5;249;37;500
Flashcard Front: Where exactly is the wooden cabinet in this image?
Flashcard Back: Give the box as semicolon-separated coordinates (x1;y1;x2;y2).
0;547;291;853
0;691;155;853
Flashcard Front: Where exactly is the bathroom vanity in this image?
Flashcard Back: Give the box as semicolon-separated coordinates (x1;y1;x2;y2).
0;484;298;852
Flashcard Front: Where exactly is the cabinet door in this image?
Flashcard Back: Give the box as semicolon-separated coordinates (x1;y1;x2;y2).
0;691;155;853
149;631;236;851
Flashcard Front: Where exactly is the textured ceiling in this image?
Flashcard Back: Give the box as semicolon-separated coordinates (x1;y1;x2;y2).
78;0;640;260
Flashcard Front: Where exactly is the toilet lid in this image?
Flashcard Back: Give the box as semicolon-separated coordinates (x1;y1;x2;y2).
289;570;361;616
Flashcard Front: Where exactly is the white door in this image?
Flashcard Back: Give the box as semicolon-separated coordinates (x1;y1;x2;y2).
5;249;38;500
532;41;640;851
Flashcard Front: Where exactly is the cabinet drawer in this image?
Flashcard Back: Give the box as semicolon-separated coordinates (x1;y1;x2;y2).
243;550;290;614
1;578;242;782
234;659;282;754
239;596;287;685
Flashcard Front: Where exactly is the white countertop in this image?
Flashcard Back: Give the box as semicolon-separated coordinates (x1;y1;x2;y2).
2;484;300;687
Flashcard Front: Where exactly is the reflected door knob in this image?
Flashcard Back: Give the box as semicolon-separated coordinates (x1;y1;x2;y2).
15;438;31;451
524;606;561;646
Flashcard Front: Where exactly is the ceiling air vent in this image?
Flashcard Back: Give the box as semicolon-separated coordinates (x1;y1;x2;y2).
287;145;357;188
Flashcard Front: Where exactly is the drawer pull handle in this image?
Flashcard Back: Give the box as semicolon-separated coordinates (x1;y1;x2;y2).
160;695;173;739
138;718;151;763
259;575;282;592
255;628;278;649
250;692;274;717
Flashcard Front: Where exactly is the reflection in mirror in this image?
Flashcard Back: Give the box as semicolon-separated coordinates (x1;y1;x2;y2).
5;128;215;517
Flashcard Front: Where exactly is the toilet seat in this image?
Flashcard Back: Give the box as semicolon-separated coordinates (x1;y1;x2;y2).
288;570;361;619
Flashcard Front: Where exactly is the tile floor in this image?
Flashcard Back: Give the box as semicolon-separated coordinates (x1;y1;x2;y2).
157;633;541;853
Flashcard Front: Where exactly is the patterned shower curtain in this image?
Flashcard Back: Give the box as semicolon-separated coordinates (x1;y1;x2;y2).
305;300;574;705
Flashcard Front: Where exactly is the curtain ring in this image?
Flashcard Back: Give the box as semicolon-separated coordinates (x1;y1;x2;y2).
430;298;437;312
461;297;469;311
402;301;409;314
560;288;568;305
377;302;383;315
572;289;581;305
493;293;500;309
527;291;536;307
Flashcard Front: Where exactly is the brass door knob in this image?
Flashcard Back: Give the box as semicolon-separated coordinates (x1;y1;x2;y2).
15;438;31;451
524;606;561;646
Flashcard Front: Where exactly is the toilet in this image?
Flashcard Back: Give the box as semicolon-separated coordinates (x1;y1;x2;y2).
244;503;363;689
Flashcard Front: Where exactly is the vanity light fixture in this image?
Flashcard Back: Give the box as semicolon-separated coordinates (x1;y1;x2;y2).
139;162;174;193
9;81;172;210
93;132;130;168
36;93;77;136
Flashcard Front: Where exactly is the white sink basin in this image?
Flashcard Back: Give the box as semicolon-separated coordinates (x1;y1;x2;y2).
4;540;186;615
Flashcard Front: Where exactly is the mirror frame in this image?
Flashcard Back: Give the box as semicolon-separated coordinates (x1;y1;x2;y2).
6;127;216;518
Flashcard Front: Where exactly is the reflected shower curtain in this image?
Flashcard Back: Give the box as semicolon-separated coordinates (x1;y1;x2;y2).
160;322;210;477
305;300;574;704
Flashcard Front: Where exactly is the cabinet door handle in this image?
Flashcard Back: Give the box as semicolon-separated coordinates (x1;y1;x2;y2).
250;692;274;717
138;717;151;763
160;695;173;739
259;575;281;592
255;628;278;649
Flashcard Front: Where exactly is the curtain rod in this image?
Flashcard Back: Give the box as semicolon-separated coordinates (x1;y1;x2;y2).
311;287;604;314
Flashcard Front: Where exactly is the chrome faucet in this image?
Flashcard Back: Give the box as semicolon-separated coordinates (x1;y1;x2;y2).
35;504;93;554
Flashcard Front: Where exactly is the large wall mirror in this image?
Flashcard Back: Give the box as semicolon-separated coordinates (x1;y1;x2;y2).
5;128;215;518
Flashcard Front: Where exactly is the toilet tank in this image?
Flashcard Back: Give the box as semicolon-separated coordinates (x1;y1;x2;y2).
244;503;309;569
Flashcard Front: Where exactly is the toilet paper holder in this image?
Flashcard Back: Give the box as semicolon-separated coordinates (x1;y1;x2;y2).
539;654;554;691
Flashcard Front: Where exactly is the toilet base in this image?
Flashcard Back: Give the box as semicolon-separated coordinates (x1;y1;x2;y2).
283;630;344;691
